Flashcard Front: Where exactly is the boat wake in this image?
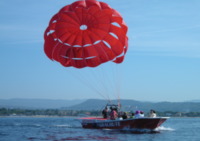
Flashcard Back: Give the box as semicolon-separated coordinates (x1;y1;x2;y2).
102;126;174;134
53;124;72;128
102;129;159;134
155;126;175;132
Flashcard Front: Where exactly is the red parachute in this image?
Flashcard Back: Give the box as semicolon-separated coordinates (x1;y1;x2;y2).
44;0;128;68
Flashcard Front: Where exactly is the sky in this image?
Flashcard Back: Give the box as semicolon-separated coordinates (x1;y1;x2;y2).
0;0;200;102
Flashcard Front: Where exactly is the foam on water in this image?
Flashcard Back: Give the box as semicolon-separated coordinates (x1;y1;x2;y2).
101;126;175;134
53;124;71;128
155;126;175;131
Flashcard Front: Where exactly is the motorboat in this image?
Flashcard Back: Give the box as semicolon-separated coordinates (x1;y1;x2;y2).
80;117;169;131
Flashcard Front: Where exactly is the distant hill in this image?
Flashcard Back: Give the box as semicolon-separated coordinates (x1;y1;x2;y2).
0;99;86;109
186;100;200;102
1;99;200;112
66;99;200;112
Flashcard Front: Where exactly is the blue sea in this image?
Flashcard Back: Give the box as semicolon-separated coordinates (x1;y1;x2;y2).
0;117;200;141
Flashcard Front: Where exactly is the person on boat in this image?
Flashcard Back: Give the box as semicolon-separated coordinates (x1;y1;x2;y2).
102;107;108;119
110;107;118;120
135;110;144;118
149;109;157;118
140;111;144;117
117;111;123;120
122;112;128;119
134;110;140;118
130;113;135;118
117;113;123;120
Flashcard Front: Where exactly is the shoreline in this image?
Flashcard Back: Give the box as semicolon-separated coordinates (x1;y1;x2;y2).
0;115;77;118
1;115;200;118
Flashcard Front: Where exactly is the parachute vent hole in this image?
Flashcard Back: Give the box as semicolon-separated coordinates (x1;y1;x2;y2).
83;44;92;47
64;43;71;46
47;30;55;36
112;52;124;62
109;32;119;39
58;39;63;43
111;22;121;28
73;45;82;47
93;40;101;45
80;25;88;30
103;40;111;49
61;55;69;59
52;20;57;23
117;51;125;58
86;56;96;59
72;58;84;60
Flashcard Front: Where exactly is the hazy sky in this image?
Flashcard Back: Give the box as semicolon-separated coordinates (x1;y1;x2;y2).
0;0;200;102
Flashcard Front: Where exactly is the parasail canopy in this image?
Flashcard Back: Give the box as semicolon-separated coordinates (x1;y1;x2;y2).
44;0;128;68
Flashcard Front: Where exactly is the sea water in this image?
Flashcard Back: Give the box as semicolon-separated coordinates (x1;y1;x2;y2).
0;117;200;141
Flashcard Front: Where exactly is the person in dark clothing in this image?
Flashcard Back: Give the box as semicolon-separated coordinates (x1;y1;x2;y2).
122;112;128;119
102;107;108;119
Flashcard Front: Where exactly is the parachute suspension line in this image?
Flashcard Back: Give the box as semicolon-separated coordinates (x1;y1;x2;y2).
111;63;118;100
81;41;112;102
96;66;113;103
88;67;111;101
109;64;118;101
82;69;111;101
97;39;123;103
92;62;122;104
116;64;121;104
97;41;117;102
115;63;122;104
110;63;122;106
69;31;110;101
97;64;114;102
66;68;110;101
